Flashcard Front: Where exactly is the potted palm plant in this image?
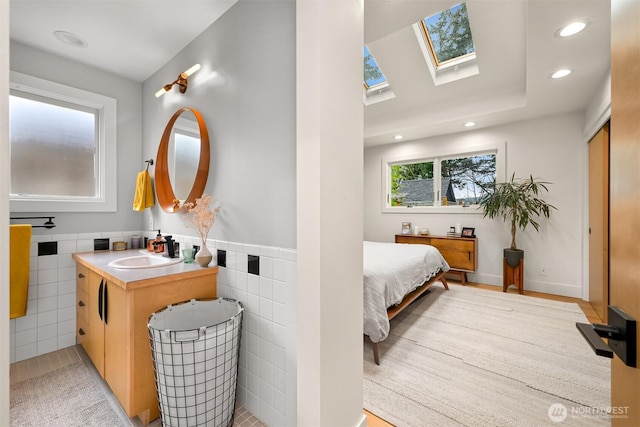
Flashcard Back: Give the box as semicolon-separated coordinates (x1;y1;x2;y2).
479;173;556;270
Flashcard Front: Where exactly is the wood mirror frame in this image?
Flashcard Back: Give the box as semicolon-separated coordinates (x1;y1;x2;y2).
155;107;210;213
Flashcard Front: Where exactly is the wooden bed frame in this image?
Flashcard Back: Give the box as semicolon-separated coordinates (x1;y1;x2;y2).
369;270;449;365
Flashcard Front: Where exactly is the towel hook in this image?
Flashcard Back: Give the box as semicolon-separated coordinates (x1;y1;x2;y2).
145;159;154;171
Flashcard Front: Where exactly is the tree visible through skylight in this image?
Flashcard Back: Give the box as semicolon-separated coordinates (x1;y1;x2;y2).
423;3;475;66
363;45;387;89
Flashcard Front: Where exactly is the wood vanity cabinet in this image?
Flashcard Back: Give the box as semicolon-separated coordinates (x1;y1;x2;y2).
395;234;478;284
75;259;217;424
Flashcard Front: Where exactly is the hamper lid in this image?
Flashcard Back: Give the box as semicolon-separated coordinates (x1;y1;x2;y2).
148;298;243;331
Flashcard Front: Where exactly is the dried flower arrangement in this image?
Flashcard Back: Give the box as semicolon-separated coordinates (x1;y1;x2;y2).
181;194;220;245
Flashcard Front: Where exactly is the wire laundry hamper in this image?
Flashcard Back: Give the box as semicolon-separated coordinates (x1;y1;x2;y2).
148;298;244;427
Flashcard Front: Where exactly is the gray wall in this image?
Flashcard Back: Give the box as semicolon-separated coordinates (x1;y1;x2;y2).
142;0;296;250
9;41;143;234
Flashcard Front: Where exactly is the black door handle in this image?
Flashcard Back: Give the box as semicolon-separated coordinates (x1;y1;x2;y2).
104;282;108;325
576;305;636;367
98;280;104;321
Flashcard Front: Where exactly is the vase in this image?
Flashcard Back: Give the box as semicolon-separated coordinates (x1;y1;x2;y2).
195;244;213;267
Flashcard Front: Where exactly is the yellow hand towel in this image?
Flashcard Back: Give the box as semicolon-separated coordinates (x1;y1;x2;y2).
133;170;155;211
10;224;31;319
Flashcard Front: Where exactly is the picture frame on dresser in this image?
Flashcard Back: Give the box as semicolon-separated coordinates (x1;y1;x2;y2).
461;227;475;238
401;222;412;235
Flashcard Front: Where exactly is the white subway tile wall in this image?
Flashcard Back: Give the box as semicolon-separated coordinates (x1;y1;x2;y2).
9;231;297;427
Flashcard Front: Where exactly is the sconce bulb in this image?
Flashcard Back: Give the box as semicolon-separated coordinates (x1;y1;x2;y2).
185;63;201;76
155;88;168;98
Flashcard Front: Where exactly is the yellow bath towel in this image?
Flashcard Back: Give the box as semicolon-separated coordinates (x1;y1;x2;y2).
10;224;31;319
133;170;155;211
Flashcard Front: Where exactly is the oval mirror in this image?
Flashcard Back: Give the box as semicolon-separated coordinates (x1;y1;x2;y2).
155;107;210;213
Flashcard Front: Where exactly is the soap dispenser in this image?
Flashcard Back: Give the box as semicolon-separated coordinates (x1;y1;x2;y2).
153;230;164;253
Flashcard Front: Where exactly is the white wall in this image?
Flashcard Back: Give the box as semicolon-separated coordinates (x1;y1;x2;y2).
1;0;11;422
365;112;587;298
9;42;143;235
296;0;365;426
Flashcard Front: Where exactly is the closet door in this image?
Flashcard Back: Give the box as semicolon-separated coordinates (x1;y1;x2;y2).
588;122;609;323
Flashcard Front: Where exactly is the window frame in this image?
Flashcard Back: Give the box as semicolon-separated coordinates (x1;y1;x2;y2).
381;141;505;214
9;71;117;212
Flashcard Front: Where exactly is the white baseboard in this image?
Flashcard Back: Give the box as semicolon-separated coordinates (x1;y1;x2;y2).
468;273;583;299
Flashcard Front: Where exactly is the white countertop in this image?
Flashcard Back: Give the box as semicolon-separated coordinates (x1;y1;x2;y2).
73;249;218;290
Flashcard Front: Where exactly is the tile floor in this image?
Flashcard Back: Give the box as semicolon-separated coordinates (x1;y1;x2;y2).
10;345;266;427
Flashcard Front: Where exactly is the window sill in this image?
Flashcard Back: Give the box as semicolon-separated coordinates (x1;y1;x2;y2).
383;205;483;214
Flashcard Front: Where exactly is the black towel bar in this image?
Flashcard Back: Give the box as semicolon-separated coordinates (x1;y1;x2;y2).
10;216;56;229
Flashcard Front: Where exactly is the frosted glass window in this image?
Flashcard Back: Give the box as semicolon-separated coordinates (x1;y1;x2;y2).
10;94;98;198
9;71;117;212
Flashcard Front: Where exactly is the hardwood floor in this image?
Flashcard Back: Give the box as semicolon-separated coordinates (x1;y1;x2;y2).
364;279;602;427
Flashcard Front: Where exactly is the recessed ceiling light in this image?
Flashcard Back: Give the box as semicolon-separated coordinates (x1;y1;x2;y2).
464;121;476;127
558;21;587;37
393;135;404;140
53;31;87;48
551;69;572;79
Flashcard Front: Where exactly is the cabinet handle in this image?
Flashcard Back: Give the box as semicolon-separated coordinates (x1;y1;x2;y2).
98;280;104;321
104;283;108;325
78;328;85;336
468;252;471;261
78;300;85;307
78;273;85;279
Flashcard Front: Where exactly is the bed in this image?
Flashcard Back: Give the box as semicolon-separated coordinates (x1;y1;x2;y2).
364;241;450;364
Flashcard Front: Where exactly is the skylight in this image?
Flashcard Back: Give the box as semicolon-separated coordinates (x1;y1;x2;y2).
363;45;388;91
421;3;475;67
413;2;479;86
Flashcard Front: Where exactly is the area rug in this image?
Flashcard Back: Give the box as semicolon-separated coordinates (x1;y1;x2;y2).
10;360;126;426
364;285;611;426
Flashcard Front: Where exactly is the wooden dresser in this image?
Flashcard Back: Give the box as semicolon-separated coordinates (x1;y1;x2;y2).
395;234;478;284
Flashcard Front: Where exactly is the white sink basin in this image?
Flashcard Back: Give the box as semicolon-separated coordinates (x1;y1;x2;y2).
108;255;183;269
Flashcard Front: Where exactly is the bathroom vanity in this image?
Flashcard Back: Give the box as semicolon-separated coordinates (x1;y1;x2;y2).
73;250;218;425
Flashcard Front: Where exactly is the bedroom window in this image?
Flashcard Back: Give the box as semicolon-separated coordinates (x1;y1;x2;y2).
9;71;117;212
384;143;503;213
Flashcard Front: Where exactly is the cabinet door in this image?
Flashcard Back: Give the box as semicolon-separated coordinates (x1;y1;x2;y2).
103;280;128;406
87;270;105;376
431;238;475;271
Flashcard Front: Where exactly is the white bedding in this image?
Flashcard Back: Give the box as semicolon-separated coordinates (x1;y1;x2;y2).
363;241;449;343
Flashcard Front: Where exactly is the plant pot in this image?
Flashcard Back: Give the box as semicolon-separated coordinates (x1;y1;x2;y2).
504;248;524;268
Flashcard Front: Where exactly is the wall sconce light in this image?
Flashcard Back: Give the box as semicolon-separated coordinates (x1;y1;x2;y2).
155;63;201;97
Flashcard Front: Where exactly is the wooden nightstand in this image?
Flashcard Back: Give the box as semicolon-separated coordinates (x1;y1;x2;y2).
395;234;478;284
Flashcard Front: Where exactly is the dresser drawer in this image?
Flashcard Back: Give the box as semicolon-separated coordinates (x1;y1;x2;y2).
77;318;89;348
77;288;89;325
77;264;89;295
430;238;475;271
